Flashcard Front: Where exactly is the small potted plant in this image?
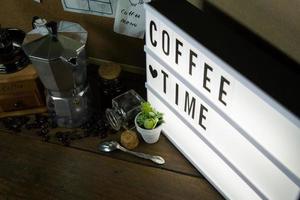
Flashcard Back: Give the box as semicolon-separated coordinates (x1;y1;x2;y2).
135;102;164;144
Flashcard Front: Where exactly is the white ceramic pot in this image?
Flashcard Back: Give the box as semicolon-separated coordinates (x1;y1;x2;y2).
134;113;163;144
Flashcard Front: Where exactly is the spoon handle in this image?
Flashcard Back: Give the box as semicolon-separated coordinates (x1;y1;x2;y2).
117;145;165;165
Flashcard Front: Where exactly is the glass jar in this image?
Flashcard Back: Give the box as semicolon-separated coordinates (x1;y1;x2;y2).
98;62;124;111
98;62;124;96
106;89;144;130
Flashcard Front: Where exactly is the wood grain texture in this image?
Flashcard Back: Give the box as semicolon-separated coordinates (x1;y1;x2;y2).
0;107;47;118
0;0;145;67
0;65;46;116
0;65;37;83
0;124;200;178
0;132;223;200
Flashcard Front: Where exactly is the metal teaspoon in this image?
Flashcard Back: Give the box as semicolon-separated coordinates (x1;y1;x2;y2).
98;141;165;165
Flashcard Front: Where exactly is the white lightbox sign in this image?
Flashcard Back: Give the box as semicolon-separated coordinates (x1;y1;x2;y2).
146;53;298;199
147;90;261;200
144;3;300;200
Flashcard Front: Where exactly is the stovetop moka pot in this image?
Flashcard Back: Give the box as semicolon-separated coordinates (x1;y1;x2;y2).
22;20;88;94
22;19;91;128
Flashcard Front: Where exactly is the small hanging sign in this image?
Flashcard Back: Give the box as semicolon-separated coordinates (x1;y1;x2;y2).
113;0;150;39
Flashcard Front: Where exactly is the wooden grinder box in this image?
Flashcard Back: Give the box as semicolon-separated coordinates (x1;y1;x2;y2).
0;64;47;118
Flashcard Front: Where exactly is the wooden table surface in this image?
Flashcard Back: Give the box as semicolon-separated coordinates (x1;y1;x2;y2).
0;124;223;200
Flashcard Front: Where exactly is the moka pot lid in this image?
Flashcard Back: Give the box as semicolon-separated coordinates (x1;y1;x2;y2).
22;21;87;62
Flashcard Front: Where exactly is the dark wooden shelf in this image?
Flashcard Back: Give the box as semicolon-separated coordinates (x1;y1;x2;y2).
0;129;223;200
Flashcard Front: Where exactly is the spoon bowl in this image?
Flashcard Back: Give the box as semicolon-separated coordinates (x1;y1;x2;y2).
99;141;118;152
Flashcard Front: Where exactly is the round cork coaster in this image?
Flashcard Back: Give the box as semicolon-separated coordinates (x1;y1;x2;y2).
98;62;122;80
120;130;139;150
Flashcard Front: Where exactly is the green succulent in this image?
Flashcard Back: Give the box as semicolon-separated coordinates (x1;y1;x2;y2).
136;102;164;129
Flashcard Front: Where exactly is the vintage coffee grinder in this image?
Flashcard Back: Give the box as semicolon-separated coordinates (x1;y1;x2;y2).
22;20;91;128
0;27;46;117
0;27;30;73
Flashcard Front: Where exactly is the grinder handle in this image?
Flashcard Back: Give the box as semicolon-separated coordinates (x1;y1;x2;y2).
46;21;58;39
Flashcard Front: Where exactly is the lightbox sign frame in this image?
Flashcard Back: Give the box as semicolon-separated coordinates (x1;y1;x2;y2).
144;2;300;200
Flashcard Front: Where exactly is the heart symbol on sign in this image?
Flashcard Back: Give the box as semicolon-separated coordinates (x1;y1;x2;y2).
149;65;158;78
